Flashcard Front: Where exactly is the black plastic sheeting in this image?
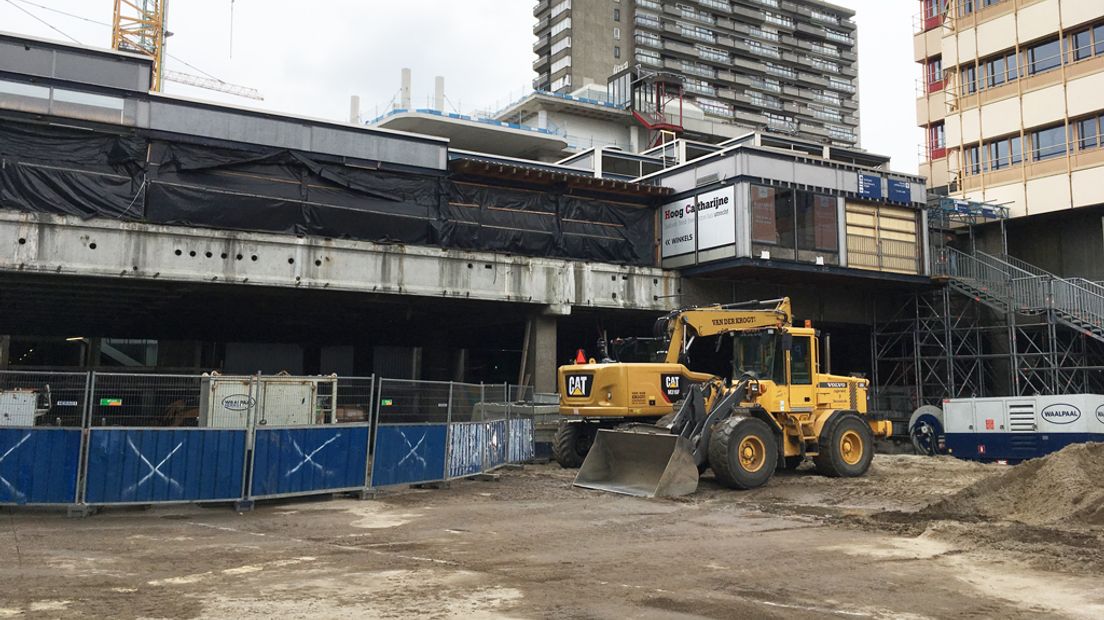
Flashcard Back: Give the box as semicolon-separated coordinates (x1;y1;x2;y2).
0;120;657;265
0;122;146;219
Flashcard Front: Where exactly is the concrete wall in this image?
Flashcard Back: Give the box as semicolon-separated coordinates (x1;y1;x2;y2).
975;205;1104;279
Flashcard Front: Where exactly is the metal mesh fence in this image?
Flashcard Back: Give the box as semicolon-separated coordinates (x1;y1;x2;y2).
335;376;375;423
377;378;451;424
0;370;89;428
88;373;208;427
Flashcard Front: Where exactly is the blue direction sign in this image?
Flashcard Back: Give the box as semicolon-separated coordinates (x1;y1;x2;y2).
888;179;912;203
858;173;882;200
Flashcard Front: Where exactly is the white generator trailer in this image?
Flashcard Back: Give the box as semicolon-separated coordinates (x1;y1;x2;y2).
909;394;1104;462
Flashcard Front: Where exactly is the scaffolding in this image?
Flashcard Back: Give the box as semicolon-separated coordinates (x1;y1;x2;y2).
872;198;1104;415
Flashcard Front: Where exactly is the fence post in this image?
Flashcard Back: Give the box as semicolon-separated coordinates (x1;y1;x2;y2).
360;374;376;497
75;370;95;510
444;381;454;481
236;374;259;512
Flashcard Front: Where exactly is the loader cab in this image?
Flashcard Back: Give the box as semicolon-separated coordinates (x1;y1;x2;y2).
783;329;817;413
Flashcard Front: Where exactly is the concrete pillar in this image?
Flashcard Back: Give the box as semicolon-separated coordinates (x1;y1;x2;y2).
525;314;558;395
453;348;468;382
349;95;361;124
537;109;548;130
0;335;9;368
434;76;445;112
400;68;412;110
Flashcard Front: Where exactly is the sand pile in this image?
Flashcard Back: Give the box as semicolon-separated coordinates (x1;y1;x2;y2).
922;442;1104;528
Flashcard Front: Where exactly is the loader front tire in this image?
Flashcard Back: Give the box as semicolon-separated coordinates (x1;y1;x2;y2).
814;413;874;478
708;417;777;490
553;422;595;468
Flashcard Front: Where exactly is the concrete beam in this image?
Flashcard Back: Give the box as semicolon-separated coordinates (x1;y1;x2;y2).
0;211;680;312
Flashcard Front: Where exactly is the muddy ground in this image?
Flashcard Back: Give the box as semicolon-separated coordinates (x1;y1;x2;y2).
1;454;1102;619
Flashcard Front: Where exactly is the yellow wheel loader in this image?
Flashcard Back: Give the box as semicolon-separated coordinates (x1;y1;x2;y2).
555;298;891;497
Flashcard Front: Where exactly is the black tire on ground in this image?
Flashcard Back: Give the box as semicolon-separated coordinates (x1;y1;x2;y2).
814;413;875;478
707;417;778;490
783;455;805;470
553;423;594;468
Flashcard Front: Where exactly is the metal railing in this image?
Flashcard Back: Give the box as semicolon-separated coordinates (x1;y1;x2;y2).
937;248;1104;339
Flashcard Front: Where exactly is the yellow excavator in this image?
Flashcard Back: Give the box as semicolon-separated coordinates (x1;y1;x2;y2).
555;298;891;497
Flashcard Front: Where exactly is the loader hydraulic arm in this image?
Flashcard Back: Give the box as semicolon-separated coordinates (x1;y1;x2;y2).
659;298;792;364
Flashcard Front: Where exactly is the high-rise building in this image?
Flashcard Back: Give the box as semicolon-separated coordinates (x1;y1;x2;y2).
916;0;1104;218
532;0;861;147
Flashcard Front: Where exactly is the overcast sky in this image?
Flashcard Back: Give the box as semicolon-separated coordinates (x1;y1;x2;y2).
0;0;921;172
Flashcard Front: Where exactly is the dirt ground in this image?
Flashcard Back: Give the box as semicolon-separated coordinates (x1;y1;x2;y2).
2;454;1103;619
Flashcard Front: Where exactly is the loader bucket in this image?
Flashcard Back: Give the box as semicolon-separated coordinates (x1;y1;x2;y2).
573;429;699;498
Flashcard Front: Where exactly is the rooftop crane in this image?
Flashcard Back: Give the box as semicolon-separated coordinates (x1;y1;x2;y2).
111;0;262;100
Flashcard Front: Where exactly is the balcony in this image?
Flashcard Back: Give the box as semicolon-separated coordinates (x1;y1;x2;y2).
533;35;550;52
533;0;549;17
533;55;549;71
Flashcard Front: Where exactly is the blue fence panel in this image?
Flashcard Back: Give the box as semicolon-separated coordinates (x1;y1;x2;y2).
486;419;508;469
371;424;447;487
85;429;246;504
447;422;484;479
251;425;369;498
508;418;534;463
0;428;82;505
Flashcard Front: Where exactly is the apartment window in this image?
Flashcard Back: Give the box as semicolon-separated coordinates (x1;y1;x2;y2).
747;39;781;59
635;12;661;29
1026;38;1062;75
697;98;733;117
926;57;944;91
810;42;840;58
962;65;977;94
809;104;842;122
828;77;854;93
749;91;782;110
636;49;662;66
765;63;797;79
749;26;780;42
754;0;779;7
613;7;620;21
551;75;571;91
636;0;660;9
551;55;572;74
551;36;571;55
551;17;571;36
681;60;715;78
985;134;1022;170
1067;23;1104;61
1031;124;1068;160
551;0;570;18
698;0;730;12
809;9;840;25
824;28;852;44
697;45;728;63
958;0;974;17
964;144;981;175
758;77;782;93
677;4;715;24
613;27;620;40
812;89;840;104
809;57;841;73
929;123;946;158
635;31;661;48
679;22;716;43
1076;113;1104;150
923;0;947;19
764;112;797;132
613;46;621;59
763;11;793;28
826;125;854;141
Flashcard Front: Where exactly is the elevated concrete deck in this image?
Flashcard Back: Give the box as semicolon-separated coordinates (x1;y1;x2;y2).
0;211;680;315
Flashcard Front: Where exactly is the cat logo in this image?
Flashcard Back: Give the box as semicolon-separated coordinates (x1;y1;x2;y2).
566;374;592;398
661;374;682;403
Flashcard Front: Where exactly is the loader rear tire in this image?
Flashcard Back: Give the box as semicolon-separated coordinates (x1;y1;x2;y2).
708;417;777;490
553;422;594;468
814;413;874;478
